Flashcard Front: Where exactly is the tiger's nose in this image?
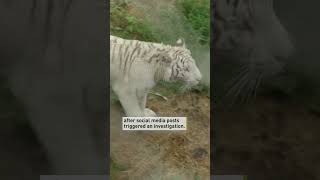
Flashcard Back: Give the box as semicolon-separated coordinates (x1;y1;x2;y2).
196;73;202;82
194;77;202;85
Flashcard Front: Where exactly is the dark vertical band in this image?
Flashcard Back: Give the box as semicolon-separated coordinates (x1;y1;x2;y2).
104;0;110;176
210;0;216;176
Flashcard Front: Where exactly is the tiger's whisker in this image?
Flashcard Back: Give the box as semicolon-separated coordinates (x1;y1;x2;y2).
225;66;251;103
253;73;262;100
225;67;250;99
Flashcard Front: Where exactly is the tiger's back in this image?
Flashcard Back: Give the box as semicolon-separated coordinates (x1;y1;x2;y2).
110;35;160;89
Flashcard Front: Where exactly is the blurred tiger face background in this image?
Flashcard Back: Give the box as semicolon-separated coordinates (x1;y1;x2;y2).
213;0;294;104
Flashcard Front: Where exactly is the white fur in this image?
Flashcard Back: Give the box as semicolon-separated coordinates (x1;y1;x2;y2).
110;35;202;117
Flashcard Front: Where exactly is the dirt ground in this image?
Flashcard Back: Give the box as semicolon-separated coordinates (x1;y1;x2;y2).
110;92;210;180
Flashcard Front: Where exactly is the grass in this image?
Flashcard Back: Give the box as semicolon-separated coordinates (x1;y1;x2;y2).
153;81;210;97
178;0;210;45
110;0;159;42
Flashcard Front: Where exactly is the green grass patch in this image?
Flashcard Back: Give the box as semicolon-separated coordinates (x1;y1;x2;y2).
192;83;210;96
153;81;210;97
110;0;159;41
178;0;210;45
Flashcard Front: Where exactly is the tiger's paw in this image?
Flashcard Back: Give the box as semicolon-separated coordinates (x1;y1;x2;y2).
144;108;157;117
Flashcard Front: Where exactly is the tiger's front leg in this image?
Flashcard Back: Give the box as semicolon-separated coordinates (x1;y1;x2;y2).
144;108;157;117
136;88;157;117
113;87;145;117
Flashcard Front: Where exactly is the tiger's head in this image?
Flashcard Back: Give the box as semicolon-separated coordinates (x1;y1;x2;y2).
214;0;294;102
160;39;202;87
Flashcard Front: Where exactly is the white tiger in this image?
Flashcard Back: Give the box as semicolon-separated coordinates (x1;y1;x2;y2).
110;35;202;117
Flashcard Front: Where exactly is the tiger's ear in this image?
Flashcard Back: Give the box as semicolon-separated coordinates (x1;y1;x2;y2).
176;38;186;48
